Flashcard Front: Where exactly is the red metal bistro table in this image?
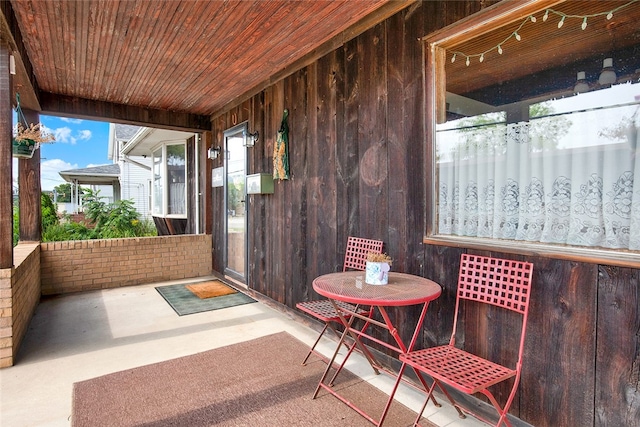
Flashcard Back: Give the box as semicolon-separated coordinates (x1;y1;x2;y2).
312;271;442;426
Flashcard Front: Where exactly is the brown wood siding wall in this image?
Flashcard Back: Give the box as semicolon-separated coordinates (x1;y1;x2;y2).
209;2;640;426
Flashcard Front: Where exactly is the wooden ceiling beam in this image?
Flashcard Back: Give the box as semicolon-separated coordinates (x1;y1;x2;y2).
39;92;211;132
0;0;40;111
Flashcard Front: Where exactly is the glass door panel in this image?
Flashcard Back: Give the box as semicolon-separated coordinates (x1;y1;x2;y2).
224;124;247;280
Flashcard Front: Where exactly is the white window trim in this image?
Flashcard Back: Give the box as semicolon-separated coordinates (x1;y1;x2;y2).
421;0;640;268
151;142;188;219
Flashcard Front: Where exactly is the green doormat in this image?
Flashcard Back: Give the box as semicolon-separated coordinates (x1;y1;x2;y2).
155;282;256;316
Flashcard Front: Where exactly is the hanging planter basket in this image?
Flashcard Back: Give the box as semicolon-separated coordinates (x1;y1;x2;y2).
12;138;38;159
11;93;55;159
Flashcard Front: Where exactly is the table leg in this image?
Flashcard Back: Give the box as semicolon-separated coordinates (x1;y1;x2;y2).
329;300;380;374
327;306;380;386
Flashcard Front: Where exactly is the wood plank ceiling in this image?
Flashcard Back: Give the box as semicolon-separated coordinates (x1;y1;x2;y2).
445;0;640;104
7;0;401;119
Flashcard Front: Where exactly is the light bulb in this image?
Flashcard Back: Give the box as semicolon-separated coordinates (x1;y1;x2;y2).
598;58;617;85
574;71;589;94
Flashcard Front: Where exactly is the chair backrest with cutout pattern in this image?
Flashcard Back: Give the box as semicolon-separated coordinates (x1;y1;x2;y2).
457;254;533;314
343;236;384;271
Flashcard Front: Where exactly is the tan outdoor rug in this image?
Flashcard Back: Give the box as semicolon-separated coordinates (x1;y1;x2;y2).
72;332;435;427
186;280;237;299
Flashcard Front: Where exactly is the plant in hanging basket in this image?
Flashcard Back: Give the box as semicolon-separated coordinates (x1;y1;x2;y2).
12;122;55;158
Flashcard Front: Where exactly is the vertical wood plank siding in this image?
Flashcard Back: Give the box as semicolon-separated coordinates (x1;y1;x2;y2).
209;2;640;426
0;45;13;269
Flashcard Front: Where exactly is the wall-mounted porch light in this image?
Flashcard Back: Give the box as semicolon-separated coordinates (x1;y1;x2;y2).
243;129;259;147
207;146;222;160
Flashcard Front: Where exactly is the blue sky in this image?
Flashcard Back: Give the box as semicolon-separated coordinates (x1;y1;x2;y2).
13;115;111;191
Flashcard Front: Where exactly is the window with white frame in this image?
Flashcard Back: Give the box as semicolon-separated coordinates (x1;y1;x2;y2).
427;1;640;253
152;143;186;217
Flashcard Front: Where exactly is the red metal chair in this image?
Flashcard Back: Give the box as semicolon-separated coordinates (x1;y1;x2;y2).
296;236;383;365
400;254;533;427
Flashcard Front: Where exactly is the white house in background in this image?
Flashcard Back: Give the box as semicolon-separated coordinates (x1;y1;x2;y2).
120;126;200;235
108;124;152;219
58;164;119;214
60;123;200;233
58;124;151;218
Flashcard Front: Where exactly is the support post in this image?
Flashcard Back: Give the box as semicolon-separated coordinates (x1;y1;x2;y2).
18;108;41;242
0;44;13;268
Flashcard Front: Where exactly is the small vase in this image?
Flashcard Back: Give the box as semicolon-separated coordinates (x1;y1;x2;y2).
365;261;390;285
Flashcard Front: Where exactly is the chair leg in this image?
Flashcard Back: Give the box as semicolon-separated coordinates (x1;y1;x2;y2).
482;389;514;427
301;323;330;365
413;377;466;426
302;321;355;366
413;379;438;427
434;380;466;419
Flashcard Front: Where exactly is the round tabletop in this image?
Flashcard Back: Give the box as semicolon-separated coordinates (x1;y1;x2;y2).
313;271;442;306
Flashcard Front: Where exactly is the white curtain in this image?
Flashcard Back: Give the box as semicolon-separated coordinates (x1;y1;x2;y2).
437;105;640;250
169;182;186;215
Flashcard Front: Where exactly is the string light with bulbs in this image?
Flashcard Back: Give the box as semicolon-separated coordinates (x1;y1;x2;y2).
449;0;639;67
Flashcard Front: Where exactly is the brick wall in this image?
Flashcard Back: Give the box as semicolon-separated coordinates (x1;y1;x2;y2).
0;243;41;368
40;235;212;295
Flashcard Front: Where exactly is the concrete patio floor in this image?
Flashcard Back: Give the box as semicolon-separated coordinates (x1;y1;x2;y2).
0;276;489;427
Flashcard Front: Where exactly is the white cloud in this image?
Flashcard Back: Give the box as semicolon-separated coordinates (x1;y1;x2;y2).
60;117;83;124
40;158;78;191
52;127;73;144
12;157;76;192
48;126;92;145
78;130;92;140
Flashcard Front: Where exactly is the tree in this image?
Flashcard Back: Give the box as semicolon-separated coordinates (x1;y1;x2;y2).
51;183;70;203
49;182;89;204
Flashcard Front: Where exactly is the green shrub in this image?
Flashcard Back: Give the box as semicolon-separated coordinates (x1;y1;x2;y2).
16;189;157;244
99;199;142;238
137;219;158;236
82;188;109;230
42;221;97;242
41;193;59;231
13;204;19;247
82;190;157;239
